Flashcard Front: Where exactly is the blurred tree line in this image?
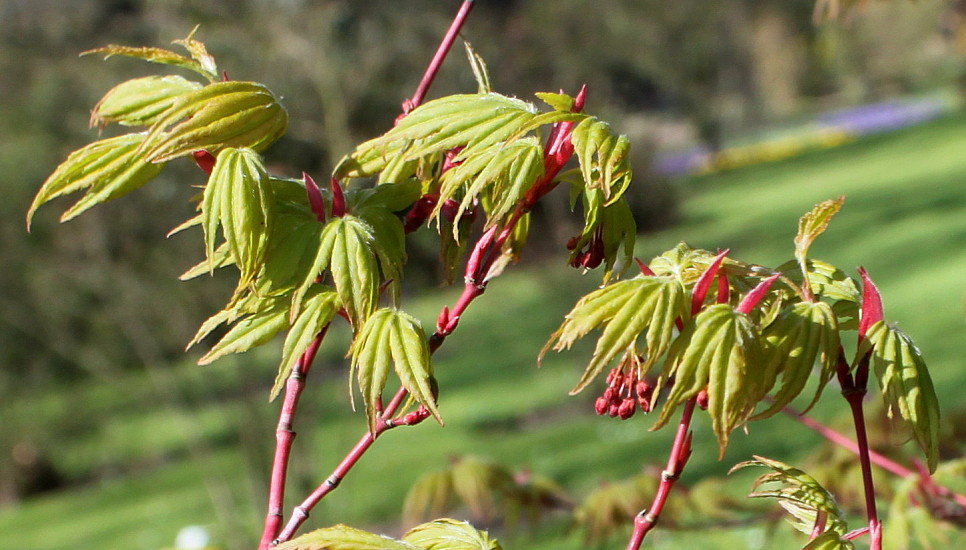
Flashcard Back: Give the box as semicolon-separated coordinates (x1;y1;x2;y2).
1;0;963;502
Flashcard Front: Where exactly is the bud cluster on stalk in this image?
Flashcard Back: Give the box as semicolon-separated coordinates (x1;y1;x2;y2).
594;366;654;420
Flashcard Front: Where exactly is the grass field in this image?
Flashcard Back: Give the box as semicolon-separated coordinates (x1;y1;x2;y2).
3;114;966;550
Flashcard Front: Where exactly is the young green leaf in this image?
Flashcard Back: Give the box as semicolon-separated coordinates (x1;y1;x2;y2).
803;531;855;550
402;519;502;550
657;303;766;455
197;300;288;365
202;148;274;286
776;259;861;304
293;215;379;327
543;275;685;394
27;133;165;229
450;457;515;522
350;309;440;431
534;92;575;112
90;75;203;128
140;81;288;163
570;116;632;204
403;470;454;526
82;44;218;82
795;197;844;270
270;287;340;400
731;456;851;543
753;301;841;420
865;321;941;472
462;41;492;95
336;94;540;179
273;525;419;550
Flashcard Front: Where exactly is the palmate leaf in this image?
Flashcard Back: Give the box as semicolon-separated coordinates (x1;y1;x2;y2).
270;287;341;400
753;301;841;420
139;80;288;163
865;321;941;472
570;116;632;204
350;308;440;432
542;275;686;394
732;456;851;548
568;187;637;282
335;93;554;179
274;525;420;550
777;259;860;304
293;215;379;327
27;133;165;229
657;303;766;455
449;457;515;522
795;197;845;267
202;148;274;286
402;519;502;550
90;75;203;128
438;136;544;229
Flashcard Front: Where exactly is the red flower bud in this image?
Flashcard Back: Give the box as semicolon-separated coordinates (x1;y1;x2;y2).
608;402;621;417
618;398;636;419
193;150;216;175
594;396;610;415
638;396;651;413
635;380;651;399
696;389;709;410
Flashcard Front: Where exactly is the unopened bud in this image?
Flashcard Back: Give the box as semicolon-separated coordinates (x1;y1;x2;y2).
608;402;621;417
697;389;709;410
602;387;618;402
618;398;636;420
636;380;652;399
594;396;610;415
638;396;651;413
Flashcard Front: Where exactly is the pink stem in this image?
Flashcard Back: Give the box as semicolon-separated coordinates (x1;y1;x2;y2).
626;398;697;549
258;326;328;550
406;0;476;111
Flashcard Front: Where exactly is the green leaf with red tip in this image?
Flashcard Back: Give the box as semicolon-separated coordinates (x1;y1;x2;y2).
270;287;340;400
657;304;766;455
27;133;165;229
731;456;851;544
403;519;502;550
570;116;632;204
753;301;841;420
140;80;287;163
90;75;203;128
201;148;274;288
857;267;883;338
543;275;685;394
273;525;419;550
350;308;440;432
865;321;941;472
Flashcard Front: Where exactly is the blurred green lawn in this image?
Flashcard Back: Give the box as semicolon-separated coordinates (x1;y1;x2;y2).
3;114;966;549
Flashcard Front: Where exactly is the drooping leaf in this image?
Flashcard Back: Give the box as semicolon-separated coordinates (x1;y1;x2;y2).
753;301;841;420
27;133;165;228
402;519;502;550
865;321;941;472
450;457;515;522
171;27;219;78
657;303;766;455
202;147;274;286
90;75;203;128
569;116;632;204
438;137;544;230
273;525;419;550
140;80;288;162
731;456;851;542
293;215;379;327
403;470;454;526
197;299;288;365
543;275;686;394
350;309;440;431
270;287;340;400
259;201;324;293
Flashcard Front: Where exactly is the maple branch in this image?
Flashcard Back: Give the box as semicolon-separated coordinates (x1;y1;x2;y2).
406;1;476;112
258;326;328;550
626;398;696;549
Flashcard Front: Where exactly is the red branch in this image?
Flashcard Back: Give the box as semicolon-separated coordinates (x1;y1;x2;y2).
258;327;328;550
626;398;696;549
406;1;476;112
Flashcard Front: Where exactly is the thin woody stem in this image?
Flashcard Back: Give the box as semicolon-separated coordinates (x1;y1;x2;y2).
626;398;696;549
258;326;328;550
407;1;476;111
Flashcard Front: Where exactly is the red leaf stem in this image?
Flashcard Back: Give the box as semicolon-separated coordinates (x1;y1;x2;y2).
406;0;476;112
626;398;697;549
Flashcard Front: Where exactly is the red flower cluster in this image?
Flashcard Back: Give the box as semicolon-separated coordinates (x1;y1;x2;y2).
594;367;654;420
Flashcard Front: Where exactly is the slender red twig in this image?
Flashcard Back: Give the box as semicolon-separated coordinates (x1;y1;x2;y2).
258;327;328;550
406;1;476;112
626;398;697;549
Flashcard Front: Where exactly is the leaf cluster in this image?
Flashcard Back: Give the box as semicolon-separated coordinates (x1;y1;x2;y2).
275;519;501;550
